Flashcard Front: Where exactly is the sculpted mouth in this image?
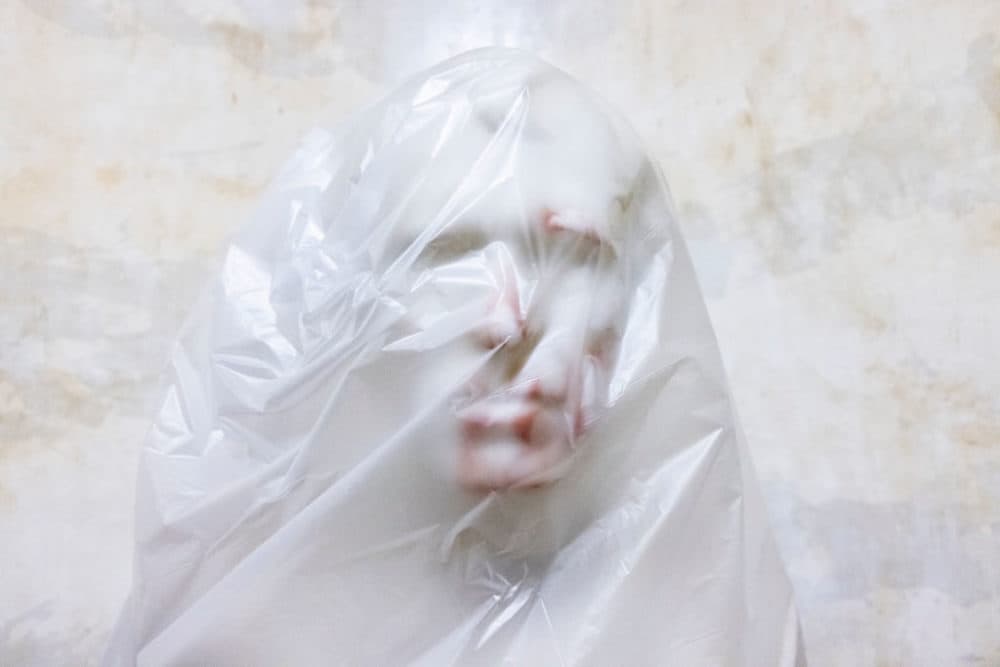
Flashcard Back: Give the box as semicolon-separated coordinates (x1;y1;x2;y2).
455;378;588;492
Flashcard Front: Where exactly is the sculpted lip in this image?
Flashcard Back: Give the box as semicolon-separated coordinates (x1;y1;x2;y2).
456;354;602;492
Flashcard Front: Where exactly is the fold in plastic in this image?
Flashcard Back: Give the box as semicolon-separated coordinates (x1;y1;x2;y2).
106;48;805;666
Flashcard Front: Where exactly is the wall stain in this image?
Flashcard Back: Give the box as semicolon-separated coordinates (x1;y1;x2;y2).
0;370;109;460
967;204;1000;249
206;3;338;76
0;483;14;510
726;17;1000;280
720;141;735;165
766;484;999;605
806;90;833;120
209;20;266;71
207;175;262;200
848;296;889;334
738;74;1000;277
846;15;868;38
866;363;1000;454
95;163;124;188
968;34;1000;126
1;167;51;201
0;379;27;431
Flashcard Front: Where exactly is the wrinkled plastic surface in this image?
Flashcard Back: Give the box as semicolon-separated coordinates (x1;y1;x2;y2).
107;49;804;666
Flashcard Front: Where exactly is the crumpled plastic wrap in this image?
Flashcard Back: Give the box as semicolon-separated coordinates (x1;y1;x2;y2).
106;48;805;666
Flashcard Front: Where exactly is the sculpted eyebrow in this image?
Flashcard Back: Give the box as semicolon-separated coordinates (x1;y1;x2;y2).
417;227;491;261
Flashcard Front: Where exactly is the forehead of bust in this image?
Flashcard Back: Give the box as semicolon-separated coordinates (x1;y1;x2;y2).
371;63;646;266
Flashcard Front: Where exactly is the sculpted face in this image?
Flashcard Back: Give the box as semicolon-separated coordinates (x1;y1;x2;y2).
420;208;624;492
377;69;643;492
372;72;640;491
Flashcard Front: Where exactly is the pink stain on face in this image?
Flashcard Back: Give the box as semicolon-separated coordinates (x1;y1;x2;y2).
541;207;604;245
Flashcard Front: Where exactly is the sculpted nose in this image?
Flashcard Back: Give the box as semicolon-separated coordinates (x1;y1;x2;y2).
473;244;527;348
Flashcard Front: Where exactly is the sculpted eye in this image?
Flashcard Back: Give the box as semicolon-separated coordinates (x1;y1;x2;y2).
539;209;618;268
418;228;491;264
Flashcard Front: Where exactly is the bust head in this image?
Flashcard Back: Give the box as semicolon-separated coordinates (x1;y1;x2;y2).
363;60;649;491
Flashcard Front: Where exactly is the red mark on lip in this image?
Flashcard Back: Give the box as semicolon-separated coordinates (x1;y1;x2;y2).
456;398;560;492
512;407;536;443
458;399;538;441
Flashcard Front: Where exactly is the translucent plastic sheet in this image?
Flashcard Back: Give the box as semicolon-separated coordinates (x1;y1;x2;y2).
106;48;804;666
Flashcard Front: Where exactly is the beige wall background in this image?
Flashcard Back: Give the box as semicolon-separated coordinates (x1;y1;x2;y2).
2;1;999;664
